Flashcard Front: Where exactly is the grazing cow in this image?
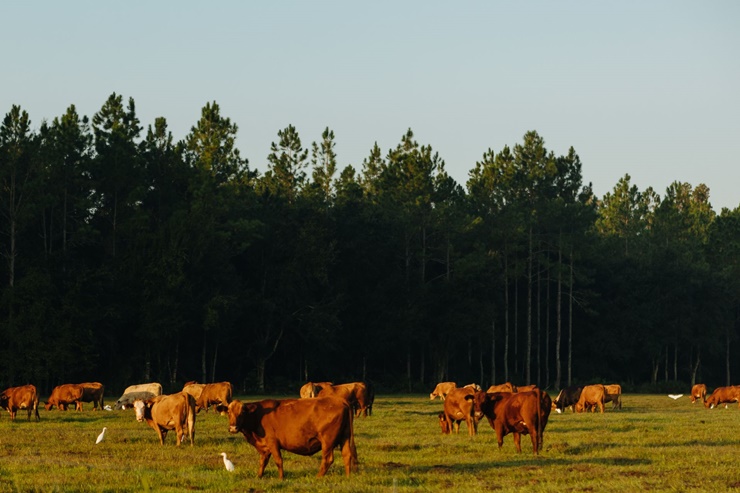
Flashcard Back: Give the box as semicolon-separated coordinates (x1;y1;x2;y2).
228;397;357;479
430;382;457;401
604;384;622;410
474;389;549;455
552;386;583;413
115;383;162;410
486;382;516;394
704;386;740;409
318;382;370;417
439;387;477;436
0;385;40;421
195;382;233;413
575;384;606;413
691;384;707;404
133;392;196;446
44;384;84;411
299;381;334;399
79;382;105;411
115;391;157;410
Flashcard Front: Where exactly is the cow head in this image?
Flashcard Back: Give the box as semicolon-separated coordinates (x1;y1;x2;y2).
227;400;243;434
133;399;153;422
438;412;451;434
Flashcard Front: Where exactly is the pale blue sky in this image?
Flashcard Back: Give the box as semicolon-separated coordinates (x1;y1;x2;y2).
2;1;739;210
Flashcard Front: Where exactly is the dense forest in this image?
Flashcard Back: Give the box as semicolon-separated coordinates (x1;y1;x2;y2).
1;94;738;396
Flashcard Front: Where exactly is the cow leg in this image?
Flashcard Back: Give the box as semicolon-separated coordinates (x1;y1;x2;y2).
317;444;335;477
341;438;355;476
272;448;286;480
257;452;272;478
513;432;524;453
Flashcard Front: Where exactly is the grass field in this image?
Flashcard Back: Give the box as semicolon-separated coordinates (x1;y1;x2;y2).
0;393;738;492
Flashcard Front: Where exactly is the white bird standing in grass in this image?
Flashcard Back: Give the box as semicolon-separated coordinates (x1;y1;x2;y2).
220;452;235;472
96;427;107;444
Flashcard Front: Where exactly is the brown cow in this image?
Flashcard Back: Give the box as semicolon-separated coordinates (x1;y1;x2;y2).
552;386;583;413
516;384;537;393
473;389;549;455
439;387;477;436
486;382;515;393
44;384;84;411
705;386;740;409
134;392;196;446
318;382;370;417
604;384;622;410
195;382;233;413
430;382;457;401
182;381;205;401
299;381;334;399
0;385;40;421
79;382;105;411
228;397;357;479
575;384;606;413
691;383;707;404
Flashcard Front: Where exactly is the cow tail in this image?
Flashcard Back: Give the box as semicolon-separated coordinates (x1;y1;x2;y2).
347;401;358;471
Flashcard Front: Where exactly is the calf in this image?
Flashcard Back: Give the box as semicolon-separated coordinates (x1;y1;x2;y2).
430;382;457;401
134;392;196;446
0;385;40;421
439;387;477;436
44;384;84;411
228;397;357;479
690;384;707;404
474;389;549;455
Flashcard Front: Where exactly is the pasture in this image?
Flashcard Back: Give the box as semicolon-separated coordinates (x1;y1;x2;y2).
0;394;738;491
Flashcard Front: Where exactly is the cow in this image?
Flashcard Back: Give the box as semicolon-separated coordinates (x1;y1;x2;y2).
552;386;583;413
79;382;105;411
439;387;477;437
227;397;357;479
486;382;516;394
182;381;205;401
133;392;196;446
0;385;40;421
430;382;457;400
115;391;158;410
195;382;233;413
574;384;606;413
604;384;622;410
516;384;538;393
464;383;482;391
704;386;740;409
299;381;334;399
690;383;707;404
473;389;549;455
364;381;376;416
317;382;370;417
115;383;162;409
44;384;84;411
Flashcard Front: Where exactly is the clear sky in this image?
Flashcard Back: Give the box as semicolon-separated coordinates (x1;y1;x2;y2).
2;1;739;210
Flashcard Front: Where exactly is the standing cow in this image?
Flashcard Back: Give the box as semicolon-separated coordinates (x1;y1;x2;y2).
575;384;606;413
438;387;477;436
44;384;84;411
0;385;40;421
134;392;196;446
228;397;357;479
79;382;105;411
474;389;550;455
690;384;707;404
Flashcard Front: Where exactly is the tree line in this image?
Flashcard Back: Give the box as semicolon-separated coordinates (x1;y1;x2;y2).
1;94;738;395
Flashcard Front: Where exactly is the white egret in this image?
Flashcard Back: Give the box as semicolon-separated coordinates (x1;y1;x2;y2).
668;394;684;400
220;452;235;472
96;427;107;444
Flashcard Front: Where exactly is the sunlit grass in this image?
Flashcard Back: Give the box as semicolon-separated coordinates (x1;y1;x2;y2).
0;394;738;491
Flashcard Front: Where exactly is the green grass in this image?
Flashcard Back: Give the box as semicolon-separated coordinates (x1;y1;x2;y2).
0;394;738;491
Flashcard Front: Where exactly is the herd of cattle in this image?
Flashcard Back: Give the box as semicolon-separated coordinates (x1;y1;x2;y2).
0;379;735;479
